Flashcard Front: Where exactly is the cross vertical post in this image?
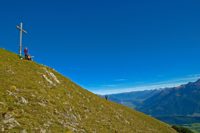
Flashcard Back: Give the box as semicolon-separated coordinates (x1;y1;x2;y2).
19;22;23;56
16;22;27;57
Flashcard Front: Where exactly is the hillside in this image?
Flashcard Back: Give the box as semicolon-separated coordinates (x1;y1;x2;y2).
0;48;176;132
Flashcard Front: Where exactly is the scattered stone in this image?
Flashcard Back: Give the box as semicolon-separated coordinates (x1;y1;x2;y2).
53;109;59;114
42;74;54;85
49;72;60;84
0;102;5;105
43;68;60;84
20;97;28;104
31;94;36;97
2;113;20;129
20;129;27;133
1;127;4;132
71;114;77;121
44;121;52;128
40;128;46;133
6;90;14;96
3;112;13;120
38;102;46;107
6;66;15;75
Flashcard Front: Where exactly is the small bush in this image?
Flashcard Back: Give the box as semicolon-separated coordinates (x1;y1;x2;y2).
172;125;194;133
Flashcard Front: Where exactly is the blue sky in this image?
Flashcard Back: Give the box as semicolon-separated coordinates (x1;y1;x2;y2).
1;0;200;94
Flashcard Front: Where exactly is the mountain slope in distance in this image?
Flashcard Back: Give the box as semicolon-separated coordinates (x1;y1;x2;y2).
107;79;200;117
107;89;161;108
138;80;200;116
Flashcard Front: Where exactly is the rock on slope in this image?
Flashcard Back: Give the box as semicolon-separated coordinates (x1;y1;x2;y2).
0;49;176;133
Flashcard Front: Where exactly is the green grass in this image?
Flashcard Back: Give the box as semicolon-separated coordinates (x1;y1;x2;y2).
181;123;200;133
0;48;177;133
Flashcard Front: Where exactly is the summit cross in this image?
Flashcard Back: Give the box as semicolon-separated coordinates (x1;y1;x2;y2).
16;22;27;57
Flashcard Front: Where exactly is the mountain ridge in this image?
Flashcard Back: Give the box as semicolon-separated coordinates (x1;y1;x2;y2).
138;79;200;116
107;78;200;127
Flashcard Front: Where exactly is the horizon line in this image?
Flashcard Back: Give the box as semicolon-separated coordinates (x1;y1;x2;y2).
91;74;200;95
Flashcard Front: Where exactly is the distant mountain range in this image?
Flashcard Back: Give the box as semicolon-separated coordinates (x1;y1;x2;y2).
139;79;200;117
107;79;200;125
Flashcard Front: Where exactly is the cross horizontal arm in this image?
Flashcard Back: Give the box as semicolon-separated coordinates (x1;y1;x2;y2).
16;25;27;34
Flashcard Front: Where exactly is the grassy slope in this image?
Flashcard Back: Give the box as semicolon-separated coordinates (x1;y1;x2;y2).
0;48;176;133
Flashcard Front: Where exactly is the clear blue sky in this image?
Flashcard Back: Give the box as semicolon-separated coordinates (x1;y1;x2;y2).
1;0;200;94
